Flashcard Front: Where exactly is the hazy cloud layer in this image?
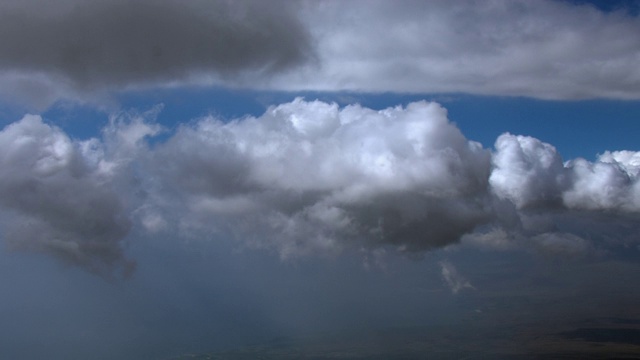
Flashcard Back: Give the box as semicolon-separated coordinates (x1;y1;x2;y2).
2;99;640;273
284;0;640;99
2;0;640;108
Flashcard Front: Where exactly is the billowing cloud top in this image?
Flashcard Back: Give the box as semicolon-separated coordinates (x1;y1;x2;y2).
1;99;639;276
151;99;493;256
2;0;640;107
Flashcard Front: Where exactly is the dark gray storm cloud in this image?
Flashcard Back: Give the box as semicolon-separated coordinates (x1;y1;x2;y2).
0;0;312;89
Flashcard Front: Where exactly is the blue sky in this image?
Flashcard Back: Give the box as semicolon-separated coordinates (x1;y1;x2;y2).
1;0;640;359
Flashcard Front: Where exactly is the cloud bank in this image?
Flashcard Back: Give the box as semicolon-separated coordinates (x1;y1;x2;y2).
283;0;640;99
0;0;313;107
1;99;639;275
150;99;493;257
2;0;640;107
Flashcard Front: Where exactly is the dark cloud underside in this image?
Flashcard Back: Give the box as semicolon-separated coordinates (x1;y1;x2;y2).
0;0;313;89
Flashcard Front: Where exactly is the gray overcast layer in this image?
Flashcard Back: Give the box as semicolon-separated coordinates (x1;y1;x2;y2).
0;0;311;97
1;0;640;107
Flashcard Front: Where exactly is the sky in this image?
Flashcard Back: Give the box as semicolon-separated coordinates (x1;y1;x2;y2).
1;0;640;359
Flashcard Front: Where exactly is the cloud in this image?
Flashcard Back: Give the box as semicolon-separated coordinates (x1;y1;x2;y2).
0;111;159;278
563;154;640;211
0;0;313;108
490;134;567;209
490;133;640;213
144;98;640;259
149;99;494;257
531;232;593;257
278;0;640;99
439;260;475;294
2;99;640;276
488;133;640;257
2;0;640;108
462;227;516;251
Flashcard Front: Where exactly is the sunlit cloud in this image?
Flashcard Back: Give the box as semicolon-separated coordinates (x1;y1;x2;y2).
1;99;639;274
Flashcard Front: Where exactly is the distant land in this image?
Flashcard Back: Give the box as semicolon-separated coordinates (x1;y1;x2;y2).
168;316;640;360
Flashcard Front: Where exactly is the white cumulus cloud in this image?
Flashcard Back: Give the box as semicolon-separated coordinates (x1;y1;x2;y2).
2;99;640;275
149;99;494;257
490;133;640;213
490;134;567;209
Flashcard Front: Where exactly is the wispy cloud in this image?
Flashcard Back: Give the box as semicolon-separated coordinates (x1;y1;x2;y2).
439;260;475;294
